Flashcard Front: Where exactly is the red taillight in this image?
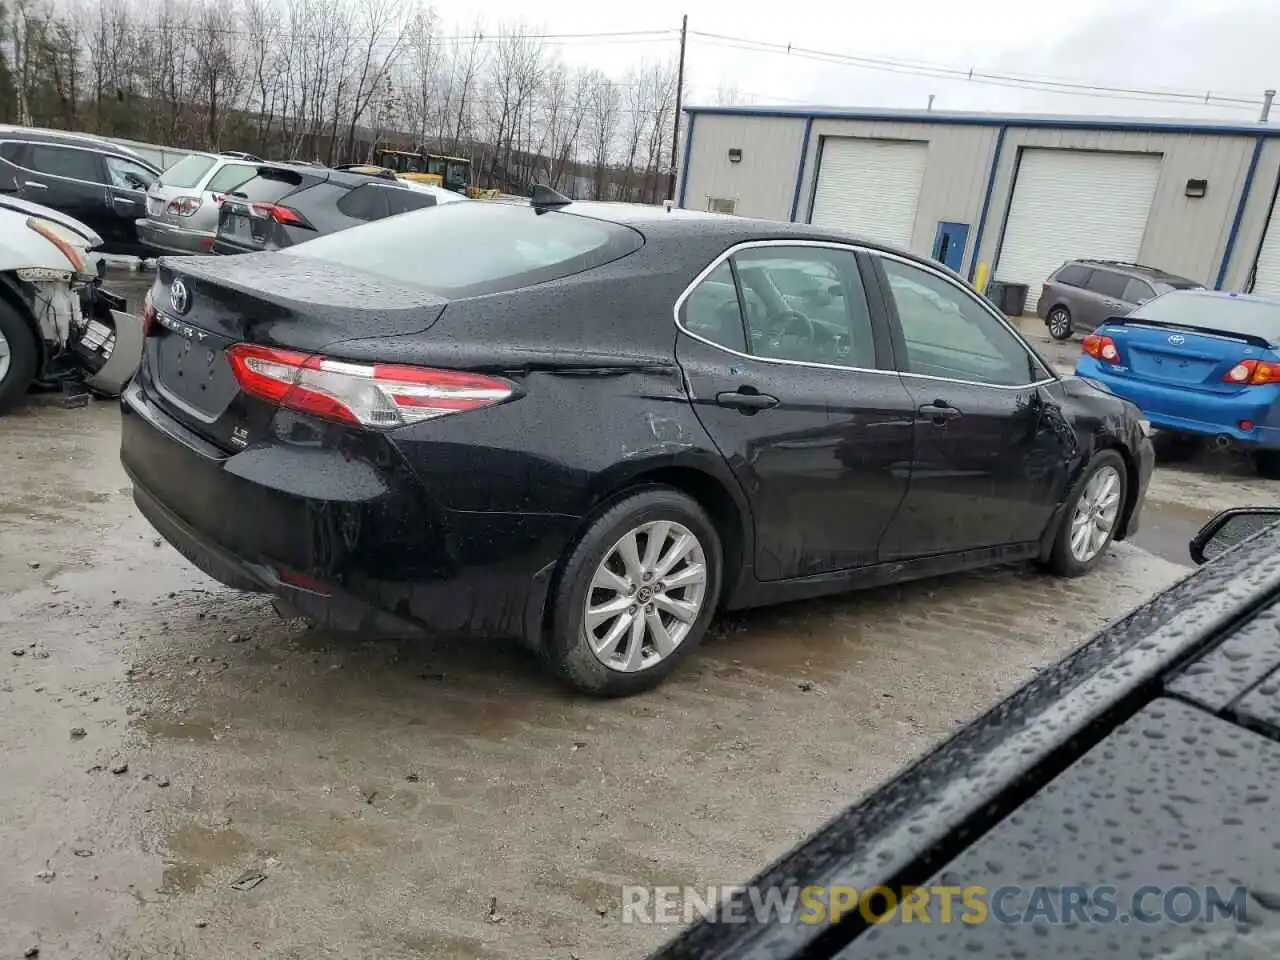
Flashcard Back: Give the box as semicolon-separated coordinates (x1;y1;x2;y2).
1224;359;1279;385
226;344;516;428
248;203;309;227
141;285;158;337
165;196;202;217
1082;334;1120;363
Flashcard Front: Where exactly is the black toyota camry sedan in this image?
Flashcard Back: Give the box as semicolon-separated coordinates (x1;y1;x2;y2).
120;192;1155;696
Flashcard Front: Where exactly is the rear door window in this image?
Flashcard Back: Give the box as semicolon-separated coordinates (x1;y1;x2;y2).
226;169;305;204
388;189;437;215
205;164;257;195
158;154;217;189
1054;264;1092;287
27;144;104;183
336;183;392;221
1085;269;1130;299
1122;277;1155;304
285;202;644;297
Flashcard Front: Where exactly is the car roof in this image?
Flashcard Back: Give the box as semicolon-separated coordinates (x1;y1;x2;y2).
1152;287;1280;307
0;125;154;164
524;199;925;255
1071;258;1199;285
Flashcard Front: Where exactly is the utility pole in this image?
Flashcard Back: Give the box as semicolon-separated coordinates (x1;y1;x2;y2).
668;14;688;203
927;94;935;112
1262;89;1276;123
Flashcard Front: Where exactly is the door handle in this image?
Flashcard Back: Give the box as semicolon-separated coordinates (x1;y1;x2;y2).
24;180;47;190
716;389;779;412
112;195;139;208
918;399;961;423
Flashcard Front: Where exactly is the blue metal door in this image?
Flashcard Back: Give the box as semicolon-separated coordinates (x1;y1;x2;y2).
931;221;970;272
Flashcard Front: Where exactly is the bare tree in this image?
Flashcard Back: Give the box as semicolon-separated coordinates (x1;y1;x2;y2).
584;69;620;200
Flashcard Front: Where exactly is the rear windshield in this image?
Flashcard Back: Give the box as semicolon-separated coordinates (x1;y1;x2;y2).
159;154;216;189
226;168;305;203
1132;292;1280;344
284;202;643;297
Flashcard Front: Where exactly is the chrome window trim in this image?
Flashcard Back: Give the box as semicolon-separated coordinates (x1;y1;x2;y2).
672;238;1057;391
0;137;150;189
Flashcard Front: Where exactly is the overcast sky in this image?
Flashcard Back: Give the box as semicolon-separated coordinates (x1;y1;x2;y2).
442;0;1278;121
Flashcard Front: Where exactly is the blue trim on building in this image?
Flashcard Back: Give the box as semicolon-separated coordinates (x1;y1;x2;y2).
682;104;1280;138
1216;135;1266;290
789;117;814;222
804;135;828;223
677;113;696;208
988;145;1027;280
968;125;1007;282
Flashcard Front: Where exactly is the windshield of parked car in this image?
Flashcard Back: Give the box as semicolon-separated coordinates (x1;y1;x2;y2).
284;202;643;297
1132;292;1280;344
158;154;216;189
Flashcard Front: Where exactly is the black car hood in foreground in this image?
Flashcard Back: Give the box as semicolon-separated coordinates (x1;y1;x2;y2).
652;521;1280;960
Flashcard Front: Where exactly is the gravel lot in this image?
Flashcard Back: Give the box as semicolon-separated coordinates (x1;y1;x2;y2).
0;275;1274;959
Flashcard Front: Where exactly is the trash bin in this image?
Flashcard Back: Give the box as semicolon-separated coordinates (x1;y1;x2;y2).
1000;282;1029;317
985;280;1007;312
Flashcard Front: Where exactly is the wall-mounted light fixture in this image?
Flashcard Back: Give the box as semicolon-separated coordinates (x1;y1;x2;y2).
728;148;743;164
1185;178;1208;198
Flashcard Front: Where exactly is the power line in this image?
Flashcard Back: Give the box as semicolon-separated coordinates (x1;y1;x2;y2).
688;30;1266;113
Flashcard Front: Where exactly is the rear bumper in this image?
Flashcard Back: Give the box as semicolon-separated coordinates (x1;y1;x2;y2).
1077;357;1280;450
119;380;574;643
135;218;216;256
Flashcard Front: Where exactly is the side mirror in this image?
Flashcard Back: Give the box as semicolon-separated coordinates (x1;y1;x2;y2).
1189;507;1280;565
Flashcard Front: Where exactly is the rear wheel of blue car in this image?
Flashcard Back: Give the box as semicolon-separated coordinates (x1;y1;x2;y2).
1256;450;1280;481
0;301;39;414
545;486;723;697
1046;306;1073;341
1044;450;1128;577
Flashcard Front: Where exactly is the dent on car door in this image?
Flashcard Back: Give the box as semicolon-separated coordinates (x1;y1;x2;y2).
674;243;915;580
871;254;1075;560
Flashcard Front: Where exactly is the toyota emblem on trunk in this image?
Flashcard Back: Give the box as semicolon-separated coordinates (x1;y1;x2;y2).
1167;334;1186;345
170;279;190;314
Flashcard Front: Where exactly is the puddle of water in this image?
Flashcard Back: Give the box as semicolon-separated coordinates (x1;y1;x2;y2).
160;825;253;895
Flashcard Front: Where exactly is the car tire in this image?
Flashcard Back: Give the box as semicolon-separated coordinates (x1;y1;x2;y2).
0;301;39;414
1046;306;1073;341
1152;431;1203;463
1255;449;1280;481
543;486;723;697
1043;450;1128;577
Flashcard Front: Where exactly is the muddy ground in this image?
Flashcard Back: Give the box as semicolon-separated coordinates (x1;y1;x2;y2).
1;276;1276;959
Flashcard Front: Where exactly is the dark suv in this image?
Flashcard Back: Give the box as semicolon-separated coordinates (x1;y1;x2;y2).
0;126;162;256
1036;259;1204;341
212;165;441;254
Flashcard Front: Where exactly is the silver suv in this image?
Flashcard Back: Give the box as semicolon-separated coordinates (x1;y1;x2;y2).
1036;259;1204;341
136;151;264;255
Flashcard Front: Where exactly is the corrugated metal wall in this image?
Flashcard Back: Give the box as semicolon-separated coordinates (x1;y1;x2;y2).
799;120;998;271
679;109;1280;292
979;128;1260;289
678;114;806;218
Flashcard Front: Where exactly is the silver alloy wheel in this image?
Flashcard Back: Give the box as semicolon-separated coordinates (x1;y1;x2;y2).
0;326;10;385
583;520;708;673
1048;308;1070;338
1069;465;1123;563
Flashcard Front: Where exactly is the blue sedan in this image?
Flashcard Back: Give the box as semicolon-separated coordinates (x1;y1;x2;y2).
1074;289;1280;478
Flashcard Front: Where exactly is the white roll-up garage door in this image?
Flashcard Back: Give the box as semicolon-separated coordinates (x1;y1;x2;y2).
997;149;1162;312
810;138;927;249
1251;189;1280;296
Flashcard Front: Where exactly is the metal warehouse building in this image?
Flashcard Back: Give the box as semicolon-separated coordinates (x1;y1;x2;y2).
675;106;1280;309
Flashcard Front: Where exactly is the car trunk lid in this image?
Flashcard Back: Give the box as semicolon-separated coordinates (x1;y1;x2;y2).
1104;318;1273;395
143;255;447;451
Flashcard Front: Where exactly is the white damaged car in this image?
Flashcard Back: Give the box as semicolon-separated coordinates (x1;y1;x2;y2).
0;195;142;411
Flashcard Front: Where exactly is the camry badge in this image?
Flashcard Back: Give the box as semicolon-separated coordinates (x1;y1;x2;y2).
170;278;190;314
